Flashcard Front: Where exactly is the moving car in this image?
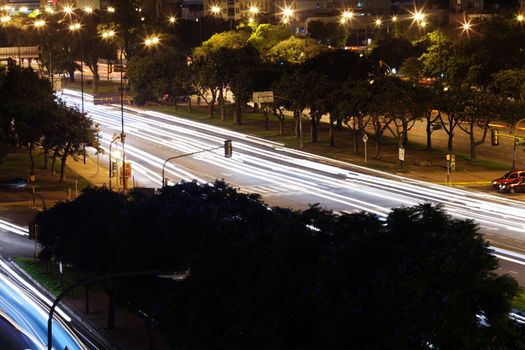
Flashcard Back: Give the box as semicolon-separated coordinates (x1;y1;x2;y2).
492;170;525;193
0;178;28;189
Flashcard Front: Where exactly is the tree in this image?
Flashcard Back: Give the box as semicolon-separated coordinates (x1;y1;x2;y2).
369;35;417;69
307;20;348;48
0;63;54;174
35;181;524;349
193;30;251;59
248;24;291;58
400;57;423;83
126;55;157;104
266;36;326;64
53;104;97;181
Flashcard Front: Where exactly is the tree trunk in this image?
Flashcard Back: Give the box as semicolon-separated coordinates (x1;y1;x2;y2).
219;88;226;122
375;135;382;159
426;114;432;151
43;148;48;169
353;131;359;154
187;96;192;112
311;116;318;143
447;133;453;153
68;68;75;82
107;289;116;329
208;100;215;119
294;110;300;138
469;123;476;160
51;150;58;175
28;147;35;176
92;64;99;94
336;118;343;130
59;154;67;182
402;119;409;148
264;109;269;131
233;101;242;125
329;119;335;147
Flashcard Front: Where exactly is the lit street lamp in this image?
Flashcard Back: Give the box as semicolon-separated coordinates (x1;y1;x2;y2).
68;22;84;114
102;29;129;191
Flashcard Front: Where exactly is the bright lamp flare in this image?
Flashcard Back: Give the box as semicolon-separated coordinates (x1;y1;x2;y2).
375;18;382;27
107;6;115;13
0;15;11;23
34;20;46;27
518;14;524;22
342;10;354;19
19;6;28;12
69;22;81;31
169;16;176;23
84;6;93;13
102;30;115;38
282;7;293;18
249;6;259;14
63;5;74;14
45;6;55;14
391;15;398;22
413;11;425;22
210;5;221;14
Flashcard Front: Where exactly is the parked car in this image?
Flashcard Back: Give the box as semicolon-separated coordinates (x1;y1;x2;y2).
492;170;525;192
0;178;28;189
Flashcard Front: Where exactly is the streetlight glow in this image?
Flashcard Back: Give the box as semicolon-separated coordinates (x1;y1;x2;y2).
282;7;293;18
107;6;115;13
19;6;28;13
249;6;259;14
248;17;254;23
375;18;382;27
0;15;10;23
84;6;93;14
391;15;398;22
69;22;81;31
342;10;354;19
518;14;524;22
63;5;74;14
45;6;55;14
34;20;46;27
169;16;176;23
210;5;221;14
413;11;425;22
145;36;160;46
102;30;115;38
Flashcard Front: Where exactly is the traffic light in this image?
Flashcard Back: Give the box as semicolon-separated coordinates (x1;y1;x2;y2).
224;140;233;158
491;129;499;146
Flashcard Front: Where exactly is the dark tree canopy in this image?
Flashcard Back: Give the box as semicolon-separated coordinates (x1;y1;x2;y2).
35;181;524;350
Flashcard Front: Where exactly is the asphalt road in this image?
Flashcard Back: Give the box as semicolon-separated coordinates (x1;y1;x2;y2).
61;89;525;280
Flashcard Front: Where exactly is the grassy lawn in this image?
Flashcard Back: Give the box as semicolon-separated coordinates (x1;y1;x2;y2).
14;257;76;297
150;104;511;175
513;292;525;312
0;150;91;192
63;79;122;95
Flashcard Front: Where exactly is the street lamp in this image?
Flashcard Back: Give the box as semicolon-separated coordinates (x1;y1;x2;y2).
168;16;176;24
249;5;259;15
68;22;84;114
144;35;160;47
63;5;74;15
512;119;525;169
102;30;128;191
83;6;93;14
47;269;189;350
517;14;524;22
374;18;382;27
460;19;473;37
108;134;120;190
107;6;115;13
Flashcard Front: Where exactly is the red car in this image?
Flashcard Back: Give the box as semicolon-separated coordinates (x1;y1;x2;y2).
492;169;525;193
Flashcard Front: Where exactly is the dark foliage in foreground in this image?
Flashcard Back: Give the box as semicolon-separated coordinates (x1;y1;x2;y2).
36;182;524;349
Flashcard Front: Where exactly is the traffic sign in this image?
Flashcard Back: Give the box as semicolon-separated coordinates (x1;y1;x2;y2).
398;147;405;161
362;134;368;143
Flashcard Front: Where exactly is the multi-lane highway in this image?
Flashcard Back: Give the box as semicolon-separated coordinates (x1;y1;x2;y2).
61;89;525;278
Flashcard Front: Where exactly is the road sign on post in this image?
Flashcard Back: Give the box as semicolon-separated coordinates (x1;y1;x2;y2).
252;91;274;105
362;134;368;163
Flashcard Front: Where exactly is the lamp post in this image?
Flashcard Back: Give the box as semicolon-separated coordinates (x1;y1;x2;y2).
47;269;189;350
102;29;130;191
108;134;120;190
68;22;83;114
